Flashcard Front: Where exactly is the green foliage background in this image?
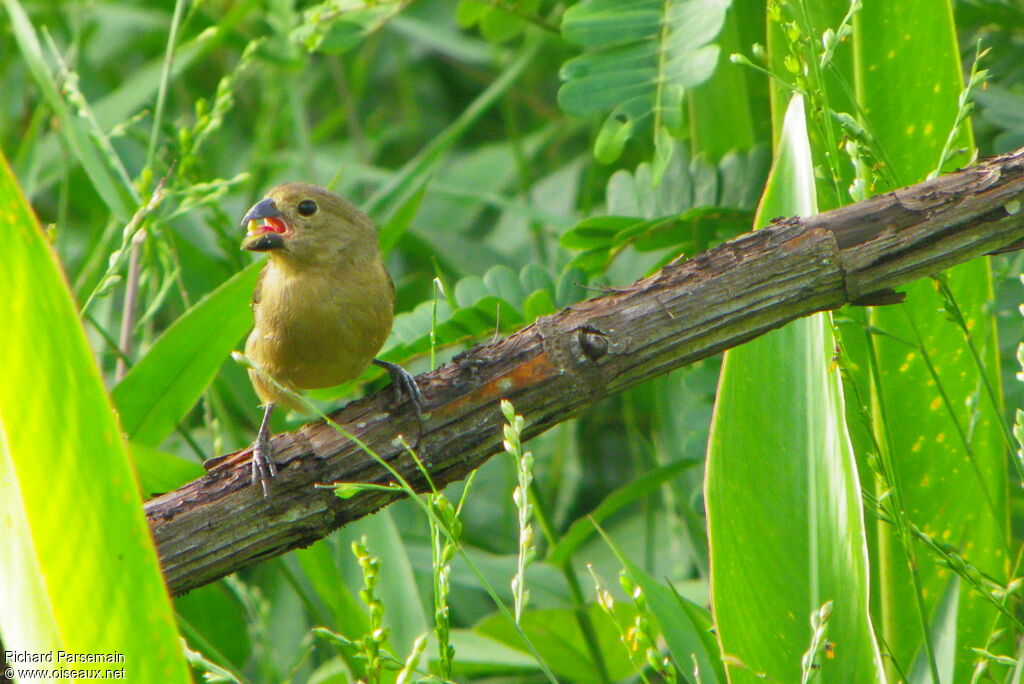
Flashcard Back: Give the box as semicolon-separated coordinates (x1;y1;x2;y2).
4;0;1024;682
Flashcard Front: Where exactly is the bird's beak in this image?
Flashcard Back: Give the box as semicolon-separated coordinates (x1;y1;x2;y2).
241;198;288;251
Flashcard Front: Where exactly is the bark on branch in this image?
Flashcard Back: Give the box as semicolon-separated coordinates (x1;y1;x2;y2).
147;147;1024;596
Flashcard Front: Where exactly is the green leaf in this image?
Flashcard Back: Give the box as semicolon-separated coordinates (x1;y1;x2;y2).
112;260;262;448
560;216;641;250
474;604;635;681
559;143;766;277
130;441;205;496
316;20;373;54
378;179;428;255
521;289;556;321
630;207;750;252
294;540;370;675
593;111;635;163
705;95;883;683
848;1;1008;679
0;146;189;680
336;512;428;657
556;266;588;306
687;8;760;159
457;0;540;44
518;263;556;294
364;40;541;222
6;0;134;219
445;629;539;677
383;264;557;362
595;524;725;683
559;0;728;163
483;264;526;305
175;583;250;673
455;0;489;26
548;459;696;567
652;124;675;184
293;3;404;54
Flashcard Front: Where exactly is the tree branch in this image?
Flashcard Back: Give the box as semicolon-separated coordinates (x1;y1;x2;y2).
147;146;1024;596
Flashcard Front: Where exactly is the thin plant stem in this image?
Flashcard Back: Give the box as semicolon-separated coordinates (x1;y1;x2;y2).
237;354;560;683
861;319;942;684
115;229;146;379
145;0;187;172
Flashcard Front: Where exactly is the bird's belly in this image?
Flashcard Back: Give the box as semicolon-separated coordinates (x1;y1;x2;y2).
248;285;392;391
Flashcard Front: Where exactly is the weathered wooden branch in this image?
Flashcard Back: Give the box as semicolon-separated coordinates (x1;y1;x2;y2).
147;147;1024;596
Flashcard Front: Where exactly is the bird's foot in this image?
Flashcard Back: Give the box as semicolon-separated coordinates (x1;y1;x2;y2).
373;359;425;426
251;402;278;498
251;434;278;499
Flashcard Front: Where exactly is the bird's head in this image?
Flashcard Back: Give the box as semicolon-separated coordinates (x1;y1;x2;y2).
241;183;376;267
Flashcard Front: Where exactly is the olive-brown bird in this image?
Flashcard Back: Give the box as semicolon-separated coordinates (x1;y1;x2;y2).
240;183;422;496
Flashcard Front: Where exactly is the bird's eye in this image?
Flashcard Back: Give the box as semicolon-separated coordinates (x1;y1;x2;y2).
297;199;318;217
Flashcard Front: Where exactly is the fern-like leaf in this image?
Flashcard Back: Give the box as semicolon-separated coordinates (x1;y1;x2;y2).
382;264;559;363
456;0;543;43
558;0;729;180
560;144;768;277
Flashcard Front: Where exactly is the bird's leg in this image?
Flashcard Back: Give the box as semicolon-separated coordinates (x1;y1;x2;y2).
373;360;425;423
252;401;278;498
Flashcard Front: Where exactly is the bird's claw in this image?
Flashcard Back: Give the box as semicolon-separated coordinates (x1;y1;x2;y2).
251;402;278;498
251;435;277;499
374;360;425;418
373;359;426;442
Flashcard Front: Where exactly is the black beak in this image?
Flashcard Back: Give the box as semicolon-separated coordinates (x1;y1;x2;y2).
244;232;286;251
241;198;282;226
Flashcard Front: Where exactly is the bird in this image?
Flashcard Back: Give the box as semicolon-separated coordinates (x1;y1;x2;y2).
240;182;423;497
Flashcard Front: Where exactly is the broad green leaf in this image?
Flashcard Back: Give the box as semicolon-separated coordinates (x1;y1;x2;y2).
851;2;1007;680
456;0;539;44
336;512;429;657
445;629;538;676
596;525;725;683
705;95;883;682
130;441;205;496
378;179;428;255
474;604;635;682
687;7;758;159
548;459;696;567
112;260;262;448
175;583;250;671
294;540;370;676
559;0;729;165
0;147;189;680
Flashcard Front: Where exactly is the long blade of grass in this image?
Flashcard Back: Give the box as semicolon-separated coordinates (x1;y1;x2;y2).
0;147;189;681
705;95;883;683
593;522;726;683
848;2;1009;679
112;260;262;449
365;37;542;252
548;459;696;567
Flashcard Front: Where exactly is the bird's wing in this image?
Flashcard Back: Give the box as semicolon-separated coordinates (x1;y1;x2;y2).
386;268;396;300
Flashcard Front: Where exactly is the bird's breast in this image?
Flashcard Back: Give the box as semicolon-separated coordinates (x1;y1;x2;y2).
246;263;394;390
